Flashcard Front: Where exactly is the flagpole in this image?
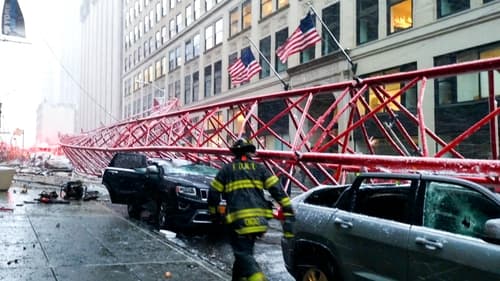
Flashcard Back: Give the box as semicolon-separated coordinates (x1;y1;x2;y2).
306;2;357;75
245;36;290;90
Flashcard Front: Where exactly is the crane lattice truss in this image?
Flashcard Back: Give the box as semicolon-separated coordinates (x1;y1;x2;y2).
60;57;500;191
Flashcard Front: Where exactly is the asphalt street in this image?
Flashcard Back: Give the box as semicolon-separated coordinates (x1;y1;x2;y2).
0;173;295;281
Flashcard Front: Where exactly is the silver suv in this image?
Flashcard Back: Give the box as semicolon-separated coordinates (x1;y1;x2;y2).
281;173;500;281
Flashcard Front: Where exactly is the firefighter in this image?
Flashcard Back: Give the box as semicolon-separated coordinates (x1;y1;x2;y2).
208;138;295;281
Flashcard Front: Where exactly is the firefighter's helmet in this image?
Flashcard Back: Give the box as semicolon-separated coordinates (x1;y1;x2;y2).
230;138;256;155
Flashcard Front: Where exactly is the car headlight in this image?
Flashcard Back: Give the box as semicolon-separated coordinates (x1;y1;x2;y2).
176;186;197;196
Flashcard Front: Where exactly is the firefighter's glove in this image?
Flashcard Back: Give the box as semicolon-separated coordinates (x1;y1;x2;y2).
281;215;295;238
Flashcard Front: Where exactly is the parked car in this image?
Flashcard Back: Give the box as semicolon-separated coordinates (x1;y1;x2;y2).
102;152;219;230
281;172;500;281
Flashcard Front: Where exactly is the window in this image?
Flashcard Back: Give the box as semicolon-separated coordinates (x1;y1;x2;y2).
322;3;340;56
242;0;252;30
185;38;194;61
170;0;175;9
156;2;161;22
169;19;176;38
215;19;223;45
214;61;222;95
206;0;214;11
434;44;500;105
169;49;176;71
148;65;154;82
300;45;315;64
149;37;154;53
161;25;167;44
138;46;142;61
230;8;240;37
423;181;500;239
162;0;167;16
275;28;288;72
364;63;417;112
155;60;162;78
145;15;149;32
261;0;272;18
259;36;271;78
176;13;183;33
176;46;182;67
194;0;202;20
139;21;144;38
193;72;199;102
228;52;238;88
175;80;181;98
162;56;167;75
278;0;288;9
149;10;154;28
204;65;212;97
185;75;192;104
144;41;148;56
168;82;174;99
155;31;161;49
357;0;378;45
186;4;193;26
205;25;214;50
144;68;149;83
134;25;139;42
353;186;413;224
437;0;469;18
193;34;200;57
388;0;412;34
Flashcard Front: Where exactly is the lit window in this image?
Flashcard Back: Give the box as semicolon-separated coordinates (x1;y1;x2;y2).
149;65;154;82
388;0;412;34
278;0;288;9
261;0;272;18
162;56;167;75
144;68;149;83
155;60;162;78
242;1;252;30
230;8;240;37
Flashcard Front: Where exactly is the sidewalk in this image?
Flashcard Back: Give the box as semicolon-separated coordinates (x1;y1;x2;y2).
0;180;231;281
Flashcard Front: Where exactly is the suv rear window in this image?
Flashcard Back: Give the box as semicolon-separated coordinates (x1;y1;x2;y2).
109;153;147;169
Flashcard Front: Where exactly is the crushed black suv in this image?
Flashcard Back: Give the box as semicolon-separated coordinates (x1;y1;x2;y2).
281;172;500;281
102;152;219;230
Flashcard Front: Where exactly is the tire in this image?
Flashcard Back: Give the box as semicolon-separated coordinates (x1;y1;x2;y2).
297;260;335;281
157;200;169;229
127;203;141;219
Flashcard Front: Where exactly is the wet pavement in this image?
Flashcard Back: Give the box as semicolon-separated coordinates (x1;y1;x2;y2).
0;175;230;281
0;173;295;281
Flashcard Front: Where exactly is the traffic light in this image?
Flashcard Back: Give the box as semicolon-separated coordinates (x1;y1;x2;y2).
1;0;25;37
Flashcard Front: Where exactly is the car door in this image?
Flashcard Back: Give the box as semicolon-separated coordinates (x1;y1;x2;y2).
331;182;416;281
408;180;500;280
103;153;148;204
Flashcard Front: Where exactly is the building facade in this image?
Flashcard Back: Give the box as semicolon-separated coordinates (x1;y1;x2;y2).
78;0;123;132
122;0;500;155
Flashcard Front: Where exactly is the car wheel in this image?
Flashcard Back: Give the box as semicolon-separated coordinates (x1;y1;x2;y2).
297;260;335;281
157;200;169;229
127;203;141;219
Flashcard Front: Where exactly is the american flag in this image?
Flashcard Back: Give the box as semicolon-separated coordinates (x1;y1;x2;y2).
228;48;262;85
276;13;321;63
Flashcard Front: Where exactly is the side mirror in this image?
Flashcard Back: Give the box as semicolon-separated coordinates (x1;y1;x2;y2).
146;165;159;175
484;218;500;244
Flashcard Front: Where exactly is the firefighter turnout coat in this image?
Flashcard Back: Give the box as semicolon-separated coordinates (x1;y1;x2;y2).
208;156;293;235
